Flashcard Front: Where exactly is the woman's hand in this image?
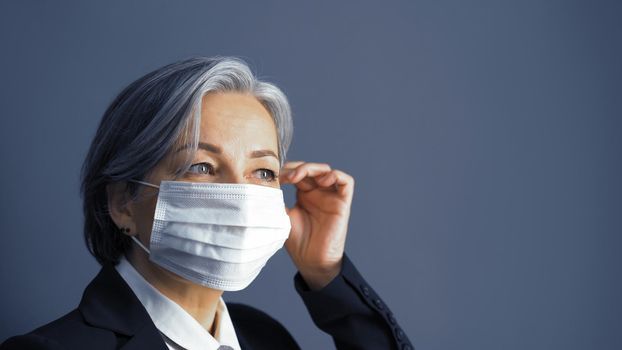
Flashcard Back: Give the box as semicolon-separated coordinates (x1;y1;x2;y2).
279;161;355;290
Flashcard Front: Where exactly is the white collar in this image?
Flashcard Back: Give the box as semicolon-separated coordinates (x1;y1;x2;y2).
115;256;241;350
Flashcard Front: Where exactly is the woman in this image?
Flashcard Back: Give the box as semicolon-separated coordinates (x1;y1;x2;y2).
1;57;413;350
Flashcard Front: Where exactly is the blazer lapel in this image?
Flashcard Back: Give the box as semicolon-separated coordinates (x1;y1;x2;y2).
233;327;250;350
78;263;168;350
119;323;169;350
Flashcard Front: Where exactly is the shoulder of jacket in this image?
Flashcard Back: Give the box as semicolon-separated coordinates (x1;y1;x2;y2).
2;309;117;350
1;333;63;350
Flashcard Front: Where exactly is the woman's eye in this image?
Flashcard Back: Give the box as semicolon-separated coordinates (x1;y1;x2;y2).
254;168;277;182
188;162;214;175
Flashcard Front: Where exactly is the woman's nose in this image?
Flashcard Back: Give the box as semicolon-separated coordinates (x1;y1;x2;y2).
216;167;246;184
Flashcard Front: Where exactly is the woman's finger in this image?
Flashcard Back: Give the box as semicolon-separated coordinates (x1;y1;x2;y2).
279;161;305;183
286;163;332;183
317;170;354;197
279;162;354;196
281;161;305;169
315;171;336;186
332;170;355;197
292;177;317;192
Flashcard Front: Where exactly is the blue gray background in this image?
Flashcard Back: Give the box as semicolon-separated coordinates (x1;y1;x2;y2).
1;1;621;349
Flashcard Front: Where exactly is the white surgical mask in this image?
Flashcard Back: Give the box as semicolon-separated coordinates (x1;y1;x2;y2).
129;180;291;291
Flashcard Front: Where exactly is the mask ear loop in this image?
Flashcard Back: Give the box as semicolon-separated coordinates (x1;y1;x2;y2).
131;235;151;255
126;179;159;255
129;179;160;189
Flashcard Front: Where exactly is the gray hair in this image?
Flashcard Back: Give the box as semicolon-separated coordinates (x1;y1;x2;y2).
81;56;294;266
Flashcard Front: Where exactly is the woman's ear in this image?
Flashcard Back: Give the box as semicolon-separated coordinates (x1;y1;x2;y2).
106;182;136;236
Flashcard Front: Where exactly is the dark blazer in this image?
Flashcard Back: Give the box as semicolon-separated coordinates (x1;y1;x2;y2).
1;254;413;350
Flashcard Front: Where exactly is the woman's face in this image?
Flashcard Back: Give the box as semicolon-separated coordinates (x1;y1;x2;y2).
129;91;281;247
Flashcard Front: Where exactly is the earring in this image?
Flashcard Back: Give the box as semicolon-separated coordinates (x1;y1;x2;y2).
121;227;131;234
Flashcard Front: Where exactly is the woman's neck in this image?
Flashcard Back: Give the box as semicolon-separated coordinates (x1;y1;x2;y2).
126;250;223;333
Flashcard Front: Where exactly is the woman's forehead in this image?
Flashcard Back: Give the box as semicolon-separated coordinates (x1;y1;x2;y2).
199;92;278;149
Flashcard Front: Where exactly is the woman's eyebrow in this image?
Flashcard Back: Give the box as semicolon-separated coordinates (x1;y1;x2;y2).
250;149;278;160
198;142;222;153
175;142;223;153
175;142;222;154
180;142;277;160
